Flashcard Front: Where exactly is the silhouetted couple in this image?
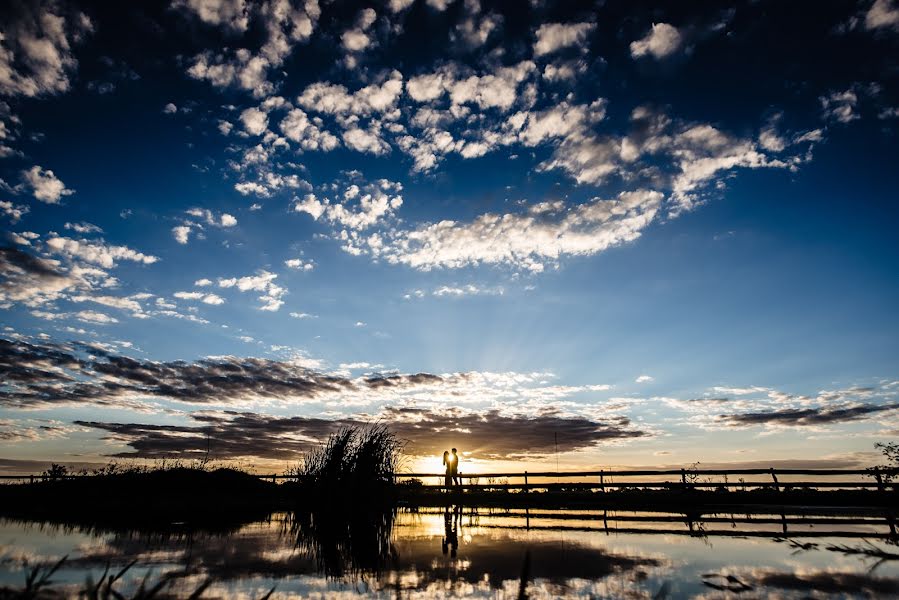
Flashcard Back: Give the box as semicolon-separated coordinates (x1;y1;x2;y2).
442;448;460;490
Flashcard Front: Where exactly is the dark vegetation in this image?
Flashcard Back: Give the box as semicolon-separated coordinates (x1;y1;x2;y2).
294;423;403;507
1;435;897;528
0;467;280;528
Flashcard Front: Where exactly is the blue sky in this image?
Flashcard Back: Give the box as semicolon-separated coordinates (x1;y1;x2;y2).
1;0;898;473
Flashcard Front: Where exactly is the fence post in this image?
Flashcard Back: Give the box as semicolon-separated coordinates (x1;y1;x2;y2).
30;475;34;485
600;470;605;492
524;471;529;494
681;468;687;488
770;468;780;492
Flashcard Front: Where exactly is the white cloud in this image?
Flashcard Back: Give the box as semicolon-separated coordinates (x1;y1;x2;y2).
342;126;391;154
533;22;595;56
218;270;286;311
289;311;315;319
293;180;403;232
292;193;326;219
173;209;238;244
71;294;142;313
865;0;899;31
297;71;404;118
64;221;102;234
75;310;118;324
365;190;663;272
172;225;191;245
195;278;213;286
183;0;320;97
163;102;178;114
630;23;683;59
635;375;654;383
174;291;226;305
711;386;770;396
174;0;249;32
532;106;795;212
432;284;504;297
279;108;340;151
8;231;38;245
542;61;582;82
454;1;501;48
285;258;314;271
758;122;786;152
240;106;269;135
341;8;377;52
820;88;859;123
0;2;93;97
186;207;238;228
0;200;28;223
234;181;271;197
667;124;779;211
1;245;124;308
45;236;159;268
416;61;535;112
21;165;74;203
387;0;415;13
426;0;452;11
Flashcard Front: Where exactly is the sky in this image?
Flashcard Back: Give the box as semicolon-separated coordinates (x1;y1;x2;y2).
1;0;898;475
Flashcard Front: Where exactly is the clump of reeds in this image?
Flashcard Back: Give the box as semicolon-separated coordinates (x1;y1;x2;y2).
299;424;404;496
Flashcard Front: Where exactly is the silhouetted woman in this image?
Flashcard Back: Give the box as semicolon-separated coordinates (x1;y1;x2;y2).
442;450;451;489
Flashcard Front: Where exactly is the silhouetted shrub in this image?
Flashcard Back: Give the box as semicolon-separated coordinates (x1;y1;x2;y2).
299;424;403;497
41;463;68;481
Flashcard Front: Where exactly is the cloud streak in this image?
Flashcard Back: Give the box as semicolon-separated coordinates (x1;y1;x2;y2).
76;407;646;461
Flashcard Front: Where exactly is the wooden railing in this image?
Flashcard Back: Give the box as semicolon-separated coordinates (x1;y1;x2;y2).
3;467;896;491
388;468;898;492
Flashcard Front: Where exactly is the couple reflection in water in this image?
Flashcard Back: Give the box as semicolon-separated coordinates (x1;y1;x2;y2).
441;448;460;489
440;449;462;558
442;504;462;558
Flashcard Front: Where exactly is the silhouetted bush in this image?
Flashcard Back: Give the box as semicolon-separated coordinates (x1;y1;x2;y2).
298;424;403;498
41;463;68;481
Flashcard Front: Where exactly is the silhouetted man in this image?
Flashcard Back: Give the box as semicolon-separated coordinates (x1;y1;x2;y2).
449;447;459;488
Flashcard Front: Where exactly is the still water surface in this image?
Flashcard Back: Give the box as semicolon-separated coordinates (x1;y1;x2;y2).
2;507;898;598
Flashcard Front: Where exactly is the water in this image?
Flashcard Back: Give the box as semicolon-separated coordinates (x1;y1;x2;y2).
1;507;898;598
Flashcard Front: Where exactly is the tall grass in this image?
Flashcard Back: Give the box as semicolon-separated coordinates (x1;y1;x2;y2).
298;424;404;497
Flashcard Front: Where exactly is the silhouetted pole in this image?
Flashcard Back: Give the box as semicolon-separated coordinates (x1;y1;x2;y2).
874;468;885;493
600;470;605;492
770;468;780;492
524;471;529;494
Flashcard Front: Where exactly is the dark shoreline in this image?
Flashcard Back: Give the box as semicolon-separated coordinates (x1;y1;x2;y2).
1;467;896;528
